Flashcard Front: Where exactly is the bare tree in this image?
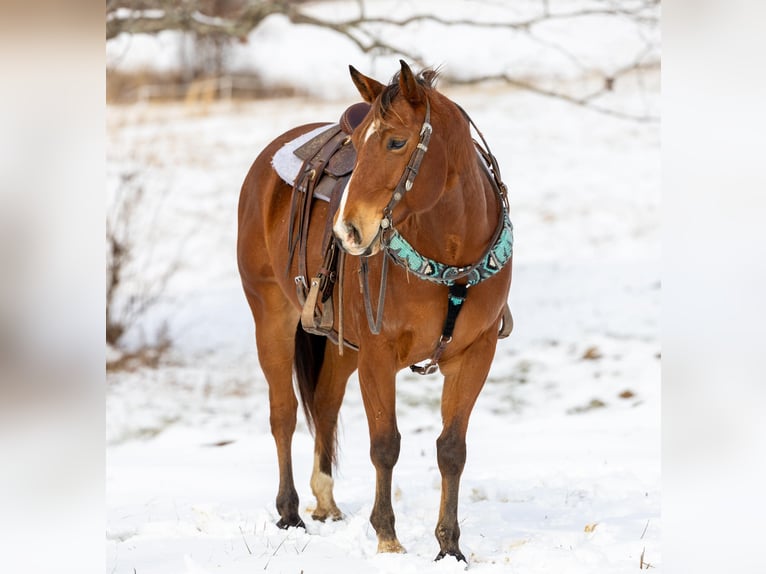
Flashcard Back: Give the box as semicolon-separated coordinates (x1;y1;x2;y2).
106;172;178;369
106;0;659;120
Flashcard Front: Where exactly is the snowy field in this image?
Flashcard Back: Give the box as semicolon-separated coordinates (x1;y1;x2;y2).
106;3;660;573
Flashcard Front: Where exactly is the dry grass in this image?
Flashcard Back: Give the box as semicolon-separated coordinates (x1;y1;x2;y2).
107;69;303;104
107;336;171;373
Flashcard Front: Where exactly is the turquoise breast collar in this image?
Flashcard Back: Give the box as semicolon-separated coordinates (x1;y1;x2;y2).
376;100;513;290
383;206;513;287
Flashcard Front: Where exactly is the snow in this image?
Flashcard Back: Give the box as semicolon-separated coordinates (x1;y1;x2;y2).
106;2;660;572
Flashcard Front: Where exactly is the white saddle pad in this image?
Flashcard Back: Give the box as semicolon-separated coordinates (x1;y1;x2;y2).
271;124;335;186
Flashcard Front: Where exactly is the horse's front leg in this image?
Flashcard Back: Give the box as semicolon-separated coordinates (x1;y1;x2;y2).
434;330;499;562
358;352;405;553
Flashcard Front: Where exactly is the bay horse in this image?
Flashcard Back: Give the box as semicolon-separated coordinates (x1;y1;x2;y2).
237;60;513;561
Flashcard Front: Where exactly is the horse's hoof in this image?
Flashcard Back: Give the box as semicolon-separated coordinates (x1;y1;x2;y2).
276;516;306;530
435;550;467;563
377;539;406;554
311;508;344;522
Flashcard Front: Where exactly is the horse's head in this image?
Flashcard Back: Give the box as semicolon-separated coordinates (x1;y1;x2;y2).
333;60;451;256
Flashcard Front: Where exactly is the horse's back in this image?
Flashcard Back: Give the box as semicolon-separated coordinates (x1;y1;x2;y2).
237;122;329;290
238;121;329;231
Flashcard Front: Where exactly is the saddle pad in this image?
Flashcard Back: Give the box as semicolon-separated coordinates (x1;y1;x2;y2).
271;124;335;186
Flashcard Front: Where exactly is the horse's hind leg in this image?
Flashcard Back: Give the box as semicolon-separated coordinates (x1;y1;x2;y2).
433;331;498;562
309;346;358;521
245;282;303;528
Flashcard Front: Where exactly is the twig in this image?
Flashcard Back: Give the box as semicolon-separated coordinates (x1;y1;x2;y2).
639;546;655;569
263;533;289;570
640;519;649;540
239;525;253;555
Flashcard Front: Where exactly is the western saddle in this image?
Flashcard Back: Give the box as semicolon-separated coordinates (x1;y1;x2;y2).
288;102;371;349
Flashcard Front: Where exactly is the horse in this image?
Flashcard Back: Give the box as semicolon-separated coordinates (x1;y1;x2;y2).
237;60;513;562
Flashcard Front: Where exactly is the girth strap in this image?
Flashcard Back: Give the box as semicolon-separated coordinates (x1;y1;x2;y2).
410;288;512;374
410;284;468;375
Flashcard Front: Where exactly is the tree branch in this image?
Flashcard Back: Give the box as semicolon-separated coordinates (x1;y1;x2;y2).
106;0;660;121
106;0;658;40
447;61;660;123
106;1;286;39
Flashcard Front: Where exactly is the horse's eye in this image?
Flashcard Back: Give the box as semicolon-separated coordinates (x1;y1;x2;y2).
387;138;407;151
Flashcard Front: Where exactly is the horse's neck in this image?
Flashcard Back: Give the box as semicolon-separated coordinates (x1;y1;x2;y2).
403;160;497;266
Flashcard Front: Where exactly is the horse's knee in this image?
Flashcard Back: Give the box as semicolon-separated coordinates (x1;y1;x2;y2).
370;429;401;469
436;429;466;477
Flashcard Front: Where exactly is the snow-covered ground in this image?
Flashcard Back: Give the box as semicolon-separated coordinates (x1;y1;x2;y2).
106;90;660;573
106;3;660;572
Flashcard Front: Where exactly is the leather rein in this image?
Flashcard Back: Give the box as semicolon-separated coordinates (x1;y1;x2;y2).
351;98;514;375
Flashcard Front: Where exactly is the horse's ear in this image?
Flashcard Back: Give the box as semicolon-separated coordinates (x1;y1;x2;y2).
398;60;422;105
349;65;385;103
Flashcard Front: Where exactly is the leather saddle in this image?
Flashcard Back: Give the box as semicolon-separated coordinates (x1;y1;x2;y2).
292;101;369;202
288;102;370;346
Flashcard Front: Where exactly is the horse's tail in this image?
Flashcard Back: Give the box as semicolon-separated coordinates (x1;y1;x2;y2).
293;321;327;436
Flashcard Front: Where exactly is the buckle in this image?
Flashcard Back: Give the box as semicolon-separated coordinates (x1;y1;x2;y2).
410;360;439;376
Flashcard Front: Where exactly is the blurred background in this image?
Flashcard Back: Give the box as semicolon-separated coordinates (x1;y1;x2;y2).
105;0;660;112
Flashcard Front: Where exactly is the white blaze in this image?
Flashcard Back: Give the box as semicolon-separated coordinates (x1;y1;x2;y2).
333;173;354;239
333;119;376;247
363;119;379;143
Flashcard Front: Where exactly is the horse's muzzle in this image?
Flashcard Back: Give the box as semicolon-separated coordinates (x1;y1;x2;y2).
333;218;381;256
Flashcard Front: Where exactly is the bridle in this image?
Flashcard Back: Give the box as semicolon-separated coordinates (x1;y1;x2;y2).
380;99;433;231
356;99;432;259
346;96;513;374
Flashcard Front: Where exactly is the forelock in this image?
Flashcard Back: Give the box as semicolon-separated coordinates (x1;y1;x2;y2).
371;67;440;125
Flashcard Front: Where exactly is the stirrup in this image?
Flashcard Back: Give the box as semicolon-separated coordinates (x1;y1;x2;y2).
300;275;334;333
498;303;513;338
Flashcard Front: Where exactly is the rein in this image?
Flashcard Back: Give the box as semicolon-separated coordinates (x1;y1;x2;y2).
357;98;514;374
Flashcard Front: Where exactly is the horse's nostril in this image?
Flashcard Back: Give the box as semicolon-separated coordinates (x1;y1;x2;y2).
345;222;362;246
